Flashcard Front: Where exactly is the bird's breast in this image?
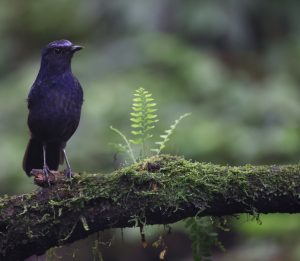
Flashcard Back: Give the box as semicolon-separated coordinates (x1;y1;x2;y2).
27;74;83;142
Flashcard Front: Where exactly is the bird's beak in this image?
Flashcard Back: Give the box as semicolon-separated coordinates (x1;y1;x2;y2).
70;45;83;52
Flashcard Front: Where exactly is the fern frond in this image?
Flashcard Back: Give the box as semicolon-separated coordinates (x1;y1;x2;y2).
152;113;191;155
185;217;223;261
110;126;137;164
129;87;158;157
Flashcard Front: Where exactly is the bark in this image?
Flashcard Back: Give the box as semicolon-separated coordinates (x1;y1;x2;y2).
1;155;300;260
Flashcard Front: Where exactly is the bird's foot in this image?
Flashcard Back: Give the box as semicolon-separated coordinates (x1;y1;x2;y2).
43;165;53;187
64;168;73;179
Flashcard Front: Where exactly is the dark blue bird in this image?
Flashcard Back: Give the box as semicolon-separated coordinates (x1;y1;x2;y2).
23;40;84;180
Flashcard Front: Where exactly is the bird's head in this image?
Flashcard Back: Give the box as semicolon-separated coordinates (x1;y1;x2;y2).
40;40;83;74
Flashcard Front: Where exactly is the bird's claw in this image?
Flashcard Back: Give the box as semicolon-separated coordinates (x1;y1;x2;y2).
43;165;53;186
64;168;73;179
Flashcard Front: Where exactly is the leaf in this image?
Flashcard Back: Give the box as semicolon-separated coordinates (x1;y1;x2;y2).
129;138;143;145
146;102;156;107
146;114;158;119
131;123;142;128
159;248;167;260
147;119;159;124
130;112;142;117
185;217;224;261
129;87;159;158
133;97;142;102
145;126;155;131
80;216;90;231
131;130;143;135
152;113;191;155
146;108;158;113
132;103;142;107
132;106;142;111
130;117;142;123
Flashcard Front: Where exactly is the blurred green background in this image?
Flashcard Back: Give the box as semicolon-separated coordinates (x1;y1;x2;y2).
1;0;300;260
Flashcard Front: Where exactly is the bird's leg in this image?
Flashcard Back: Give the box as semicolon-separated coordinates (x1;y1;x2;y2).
42;143;52;186
63;148;73;179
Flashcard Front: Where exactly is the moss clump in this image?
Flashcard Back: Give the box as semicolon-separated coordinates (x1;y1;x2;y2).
1;155;300;260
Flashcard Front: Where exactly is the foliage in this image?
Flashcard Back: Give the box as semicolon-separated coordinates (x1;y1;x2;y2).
152;113;191;155
110;126;136;164
129;87;158;157
185;217;224;261
2;0;300;259
111;87;190;163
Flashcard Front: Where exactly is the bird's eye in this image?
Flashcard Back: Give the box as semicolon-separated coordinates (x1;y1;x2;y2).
54;48;62;54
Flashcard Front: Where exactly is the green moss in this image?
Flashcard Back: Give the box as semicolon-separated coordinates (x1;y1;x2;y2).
1;155;300;259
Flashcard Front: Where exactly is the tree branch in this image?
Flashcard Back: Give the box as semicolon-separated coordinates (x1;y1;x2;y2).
1;155;300;260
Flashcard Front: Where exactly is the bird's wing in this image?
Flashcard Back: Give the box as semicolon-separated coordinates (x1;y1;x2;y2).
73;76;84;104
27;81;42;110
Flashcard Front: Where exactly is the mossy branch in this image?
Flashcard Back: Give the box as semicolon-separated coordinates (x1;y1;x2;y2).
1;155;300;260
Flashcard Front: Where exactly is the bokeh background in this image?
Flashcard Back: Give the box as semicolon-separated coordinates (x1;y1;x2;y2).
1;0;300;260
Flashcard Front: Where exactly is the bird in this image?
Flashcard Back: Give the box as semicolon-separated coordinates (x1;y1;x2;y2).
23;39;84;181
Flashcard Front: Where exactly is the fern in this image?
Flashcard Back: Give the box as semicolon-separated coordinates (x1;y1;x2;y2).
110;126;137;164
152;113;191;155
185;217;224;261
129;87;158;157
110;87;189;162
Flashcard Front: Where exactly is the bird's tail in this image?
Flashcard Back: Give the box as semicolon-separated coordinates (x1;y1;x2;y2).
23;138;63;176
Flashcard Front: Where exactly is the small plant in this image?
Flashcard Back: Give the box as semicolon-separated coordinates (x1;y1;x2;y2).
110;126;137;164
129;88;158;158
109;89;227;260
152;113;191;155
110;87;190;163
185;217;225;261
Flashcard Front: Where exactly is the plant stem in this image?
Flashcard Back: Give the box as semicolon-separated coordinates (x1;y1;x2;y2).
110;126;137;164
